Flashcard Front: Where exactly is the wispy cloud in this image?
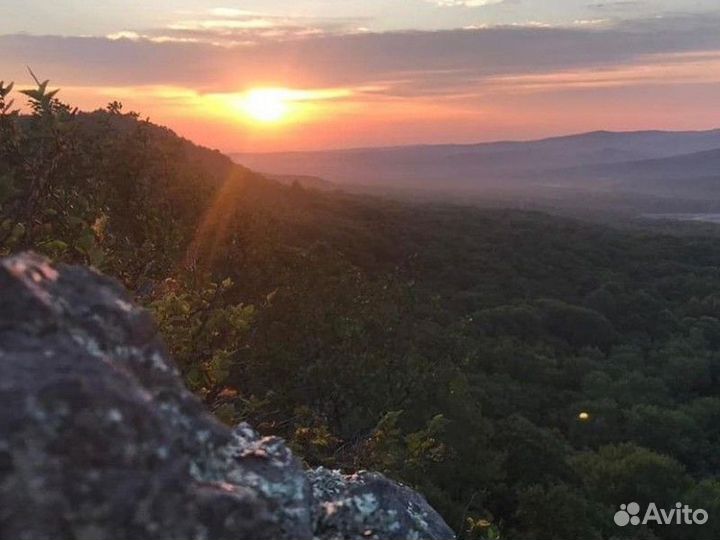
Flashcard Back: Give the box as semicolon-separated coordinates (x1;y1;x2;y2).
3;13;720;96
427;0;505;6
481;51;720;93
588;1;645;10
104;8;368;47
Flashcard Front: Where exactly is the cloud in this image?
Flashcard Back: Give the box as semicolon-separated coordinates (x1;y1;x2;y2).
106;31;142;41
588;1;644;10
2;13;720;101
427;0;505;6
104;8;369;47
208;8;260;18
481;51;720;92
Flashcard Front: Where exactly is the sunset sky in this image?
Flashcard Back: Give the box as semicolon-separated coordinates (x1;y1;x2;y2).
2;1;720;152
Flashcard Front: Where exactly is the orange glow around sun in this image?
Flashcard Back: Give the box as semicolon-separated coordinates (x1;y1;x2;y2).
227;87;356;126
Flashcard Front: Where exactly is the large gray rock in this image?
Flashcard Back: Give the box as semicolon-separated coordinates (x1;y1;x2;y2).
310;468;456;540
0;253;455;540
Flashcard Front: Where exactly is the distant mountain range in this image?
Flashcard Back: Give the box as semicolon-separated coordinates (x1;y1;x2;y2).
558;147;720;181
232;129;720;199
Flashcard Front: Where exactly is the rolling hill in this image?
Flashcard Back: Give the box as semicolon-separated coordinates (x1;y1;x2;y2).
232;129;720;192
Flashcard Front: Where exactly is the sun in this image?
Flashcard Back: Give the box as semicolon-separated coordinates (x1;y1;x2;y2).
240;89;289;123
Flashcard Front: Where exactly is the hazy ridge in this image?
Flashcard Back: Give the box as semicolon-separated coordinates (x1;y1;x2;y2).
233;129;720;206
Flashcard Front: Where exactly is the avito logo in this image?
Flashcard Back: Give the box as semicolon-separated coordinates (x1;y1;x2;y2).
614;502;708;527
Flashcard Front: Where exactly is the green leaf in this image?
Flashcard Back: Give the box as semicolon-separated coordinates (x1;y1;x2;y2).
39;240;69;256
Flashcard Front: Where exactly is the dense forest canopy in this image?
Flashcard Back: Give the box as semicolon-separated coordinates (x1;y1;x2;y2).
3;80;720;540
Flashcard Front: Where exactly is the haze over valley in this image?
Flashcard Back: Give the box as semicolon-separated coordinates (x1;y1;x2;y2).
234;128;720;215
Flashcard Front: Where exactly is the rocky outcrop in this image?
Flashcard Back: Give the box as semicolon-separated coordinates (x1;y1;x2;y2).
0;252;455;540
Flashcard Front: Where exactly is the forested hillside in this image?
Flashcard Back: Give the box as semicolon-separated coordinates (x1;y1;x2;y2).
4;81;720;540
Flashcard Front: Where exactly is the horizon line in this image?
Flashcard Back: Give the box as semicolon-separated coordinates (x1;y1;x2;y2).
228;126;720;156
